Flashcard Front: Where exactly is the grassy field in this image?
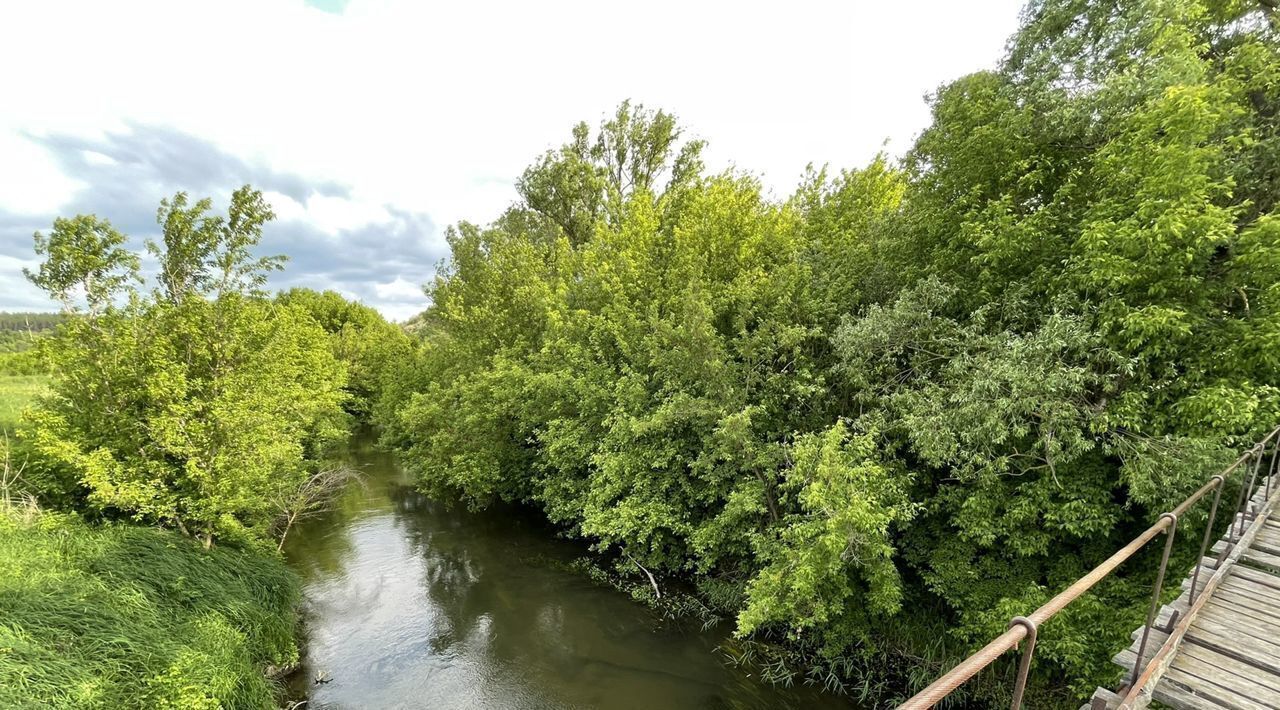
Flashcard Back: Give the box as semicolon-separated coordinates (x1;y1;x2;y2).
0;375;48;431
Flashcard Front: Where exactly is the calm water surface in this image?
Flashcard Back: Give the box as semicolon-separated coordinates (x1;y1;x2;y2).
283;437;853;710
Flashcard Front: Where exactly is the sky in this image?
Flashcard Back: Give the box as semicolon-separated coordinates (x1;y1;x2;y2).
0;0;1026;321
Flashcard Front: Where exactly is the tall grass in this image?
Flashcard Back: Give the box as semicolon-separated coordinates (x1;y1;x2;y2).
0;515;299;709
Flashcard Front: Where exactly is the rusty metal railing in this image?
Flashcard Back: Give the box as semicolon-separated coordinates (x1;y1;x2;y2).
899;425;1280;709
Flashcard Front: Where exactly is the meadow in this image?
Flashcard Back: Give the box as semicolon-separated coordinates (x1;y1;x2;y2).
0;375;48;431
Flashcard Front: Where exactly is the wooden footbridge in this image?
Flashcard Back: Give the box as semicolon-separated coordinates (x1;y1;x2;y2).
900;426;1280;709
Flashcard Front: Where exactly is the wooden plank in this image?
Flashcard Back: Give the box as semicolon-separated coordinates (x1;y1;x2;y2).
1184;618;1280;676
1196;603;1280;648
1116;641;1165;675
1208;594;1280;631
1246;532;1280;558
1169;651;1280;707
1183;563;1226;593
1226;514;1277;535
1151;677;1234;710
1208;537;1280;565
1250;531;1280;558
1211;586;1280;621
1219;573;1280;607
1088;688;1123;710
1159;665;1266;710
1242;548;1280;575
1215;575;1280;609
1203;595;1280;632
1220;562;1280;592
1178;643;1280;696
1145;596;1193;638
1250;523;1280;548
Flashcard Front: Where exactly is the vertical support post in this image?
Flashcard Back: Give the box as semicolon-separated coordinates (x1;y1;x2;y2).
1268;436;1279;501
1225;453;1254;554
1131;512;1178;689
1237;450;1263;538
1008;616;1038;710
1189;476;1225;605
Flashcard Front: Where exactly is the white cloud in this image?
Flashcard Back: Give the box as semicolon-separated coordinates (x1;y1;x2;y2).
305;194;392;235
262;190;309;224
0;0;1026;317
0;133;83;215
375;276;426;302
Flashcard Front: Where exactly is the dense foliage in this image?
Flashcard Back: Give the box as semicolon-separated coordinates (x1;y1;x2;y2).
376;0;1280;703
1;189;402;708
18;188;357;548
276;288;412;419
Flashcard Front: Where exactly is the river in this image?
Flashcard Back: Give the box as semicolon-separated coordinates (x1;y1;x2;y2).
282;435;854;709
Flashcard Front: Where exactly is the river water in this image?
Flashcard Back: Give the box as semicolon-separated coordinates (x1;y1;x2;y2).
282;436;852;709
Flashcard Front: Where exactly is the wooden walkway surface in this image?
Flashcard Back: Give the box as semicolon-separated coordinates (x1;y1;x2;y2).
1092;477;1280;709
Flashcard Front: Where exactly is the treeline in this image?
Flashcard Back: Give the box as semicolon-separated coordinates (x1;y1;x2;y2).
2;189;404;707
0;312;61;334
371;0;1280;704
0;313;61;374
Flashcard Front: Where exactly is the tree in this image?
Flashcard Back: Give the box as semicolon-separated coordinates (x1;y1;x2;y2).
276;288;411;418
25;187;349;548
516;100;705;245
25;215;139;314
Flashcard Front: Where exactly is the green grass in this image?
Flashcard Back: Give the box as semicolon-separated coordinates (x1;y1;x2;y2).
0;375;48;431
0;515;300;709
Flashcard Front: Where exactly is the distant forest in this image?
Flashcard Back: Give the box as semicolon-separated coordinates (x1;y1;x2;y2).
0;312;60;345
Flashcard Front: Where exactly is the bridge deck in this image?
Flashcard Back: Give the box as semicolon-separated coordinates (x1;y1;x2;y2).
1097;480;1280;709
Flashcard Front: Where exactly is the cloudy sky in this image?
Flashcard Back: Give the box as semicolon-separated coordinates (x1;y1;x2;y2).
0;0;1025;321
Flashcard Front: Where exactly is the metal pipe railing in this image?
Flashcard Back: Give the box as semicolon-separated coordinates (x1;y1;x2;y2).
899;425;1280;709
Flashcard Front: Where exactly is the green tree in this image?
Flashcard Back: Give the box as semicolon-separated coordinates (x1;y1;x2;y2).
380;0;1280;702
25;188;348;547
276;288;411;418
516;100;705;245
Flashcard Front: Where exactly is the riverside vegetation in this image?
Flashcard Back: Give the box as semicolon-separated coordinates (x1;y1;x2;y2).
367;0;1280;706
2;0;1278;707
0;190;406;707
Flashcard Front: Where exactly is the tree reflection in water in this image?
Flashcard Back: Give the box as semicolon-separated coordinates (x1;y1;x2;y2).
284;436;852;709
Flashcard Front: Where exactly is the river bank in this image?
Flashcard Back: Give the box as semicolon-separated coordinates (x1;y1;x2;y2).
0;513;299;708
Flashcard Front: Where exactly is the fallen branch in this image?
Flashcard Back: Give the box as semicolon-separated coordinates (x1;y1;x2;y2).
626;552;661;599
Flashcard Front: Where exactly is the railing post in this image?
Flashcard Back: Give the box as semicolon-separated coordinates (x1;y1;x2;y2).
1225;453;1255;552
1189;476;1224;605
1268;437;1279;500
1234;449;1263;540
1131;512;1178;689
1008;616;1038;710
